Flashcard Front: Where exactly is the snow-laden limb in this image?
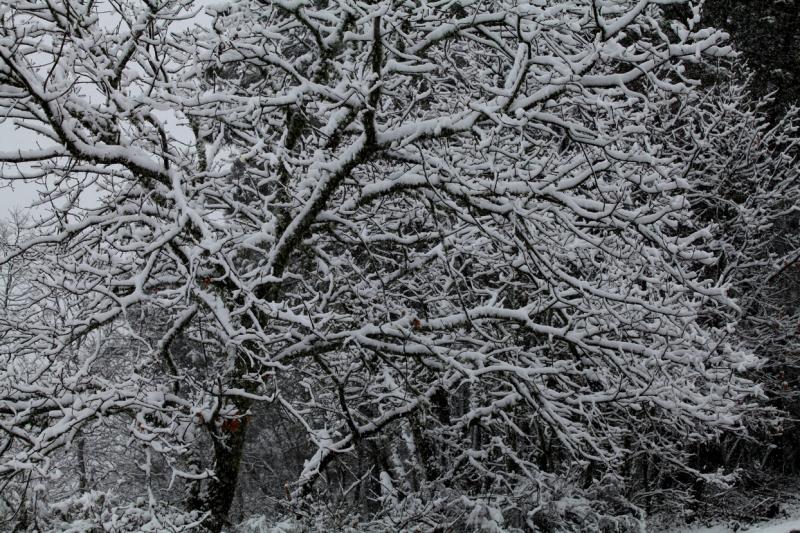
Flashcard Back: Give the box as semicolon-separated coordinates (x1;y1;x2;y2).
0;1;765;530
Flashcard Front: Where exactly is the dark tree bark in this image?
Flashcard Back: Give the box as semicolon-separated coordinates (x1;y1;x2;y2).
202;411;252;533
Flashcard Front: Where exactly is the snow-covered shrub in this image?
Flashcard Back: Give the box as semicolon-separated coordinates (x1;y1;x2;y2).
2;489;205;532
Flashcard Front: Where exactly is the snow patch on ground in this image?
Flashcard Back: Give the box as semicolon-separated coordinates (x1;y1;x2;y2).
742;518;800;532
674;516;800;533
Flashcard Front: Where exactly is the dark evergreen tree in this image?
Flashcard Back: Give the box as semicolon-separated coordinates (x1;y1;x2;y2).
705;0;800;115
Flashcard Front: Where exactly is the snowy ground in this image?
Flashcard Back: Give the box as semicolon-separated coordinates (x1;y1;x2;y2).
676;517;800;533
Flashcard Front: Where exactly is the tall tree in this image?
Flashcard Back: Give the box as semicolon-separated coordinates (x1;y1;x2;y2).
0;1;763;530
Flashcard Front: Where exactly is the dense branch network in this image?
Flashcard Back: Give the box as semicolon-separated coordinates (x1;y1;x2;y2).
0;1;763;530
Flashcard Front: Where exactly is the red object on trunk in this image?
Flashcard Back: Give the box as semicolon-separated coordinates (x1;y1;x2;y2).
221;418;241;433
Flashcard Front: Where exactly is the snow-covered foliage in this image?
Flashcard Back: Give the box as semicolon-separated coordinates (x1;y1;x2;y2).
677;77;800;419
0;0;775;530
1;488;206;532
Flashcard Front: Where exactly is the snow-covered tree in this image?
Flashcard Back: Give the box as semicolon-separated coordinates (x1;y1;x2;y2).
0;0;763;530
671;75;800;484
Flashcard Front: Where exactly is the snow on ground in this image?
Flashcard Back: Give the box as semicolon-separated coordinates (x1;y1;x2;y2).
743;518;800;533
675;517;800;533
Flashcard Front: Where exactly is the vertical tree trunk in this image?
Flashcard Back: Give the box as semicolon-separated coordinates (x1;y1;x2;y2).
76;435;88;492
409;412;438;483
642;454;651;515
202;409;252;533
185;446;204;514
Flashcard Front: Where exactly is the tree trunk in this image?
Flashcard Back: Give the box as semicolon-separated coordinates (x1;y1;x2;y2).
202;409;252;533
76;435;88;492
